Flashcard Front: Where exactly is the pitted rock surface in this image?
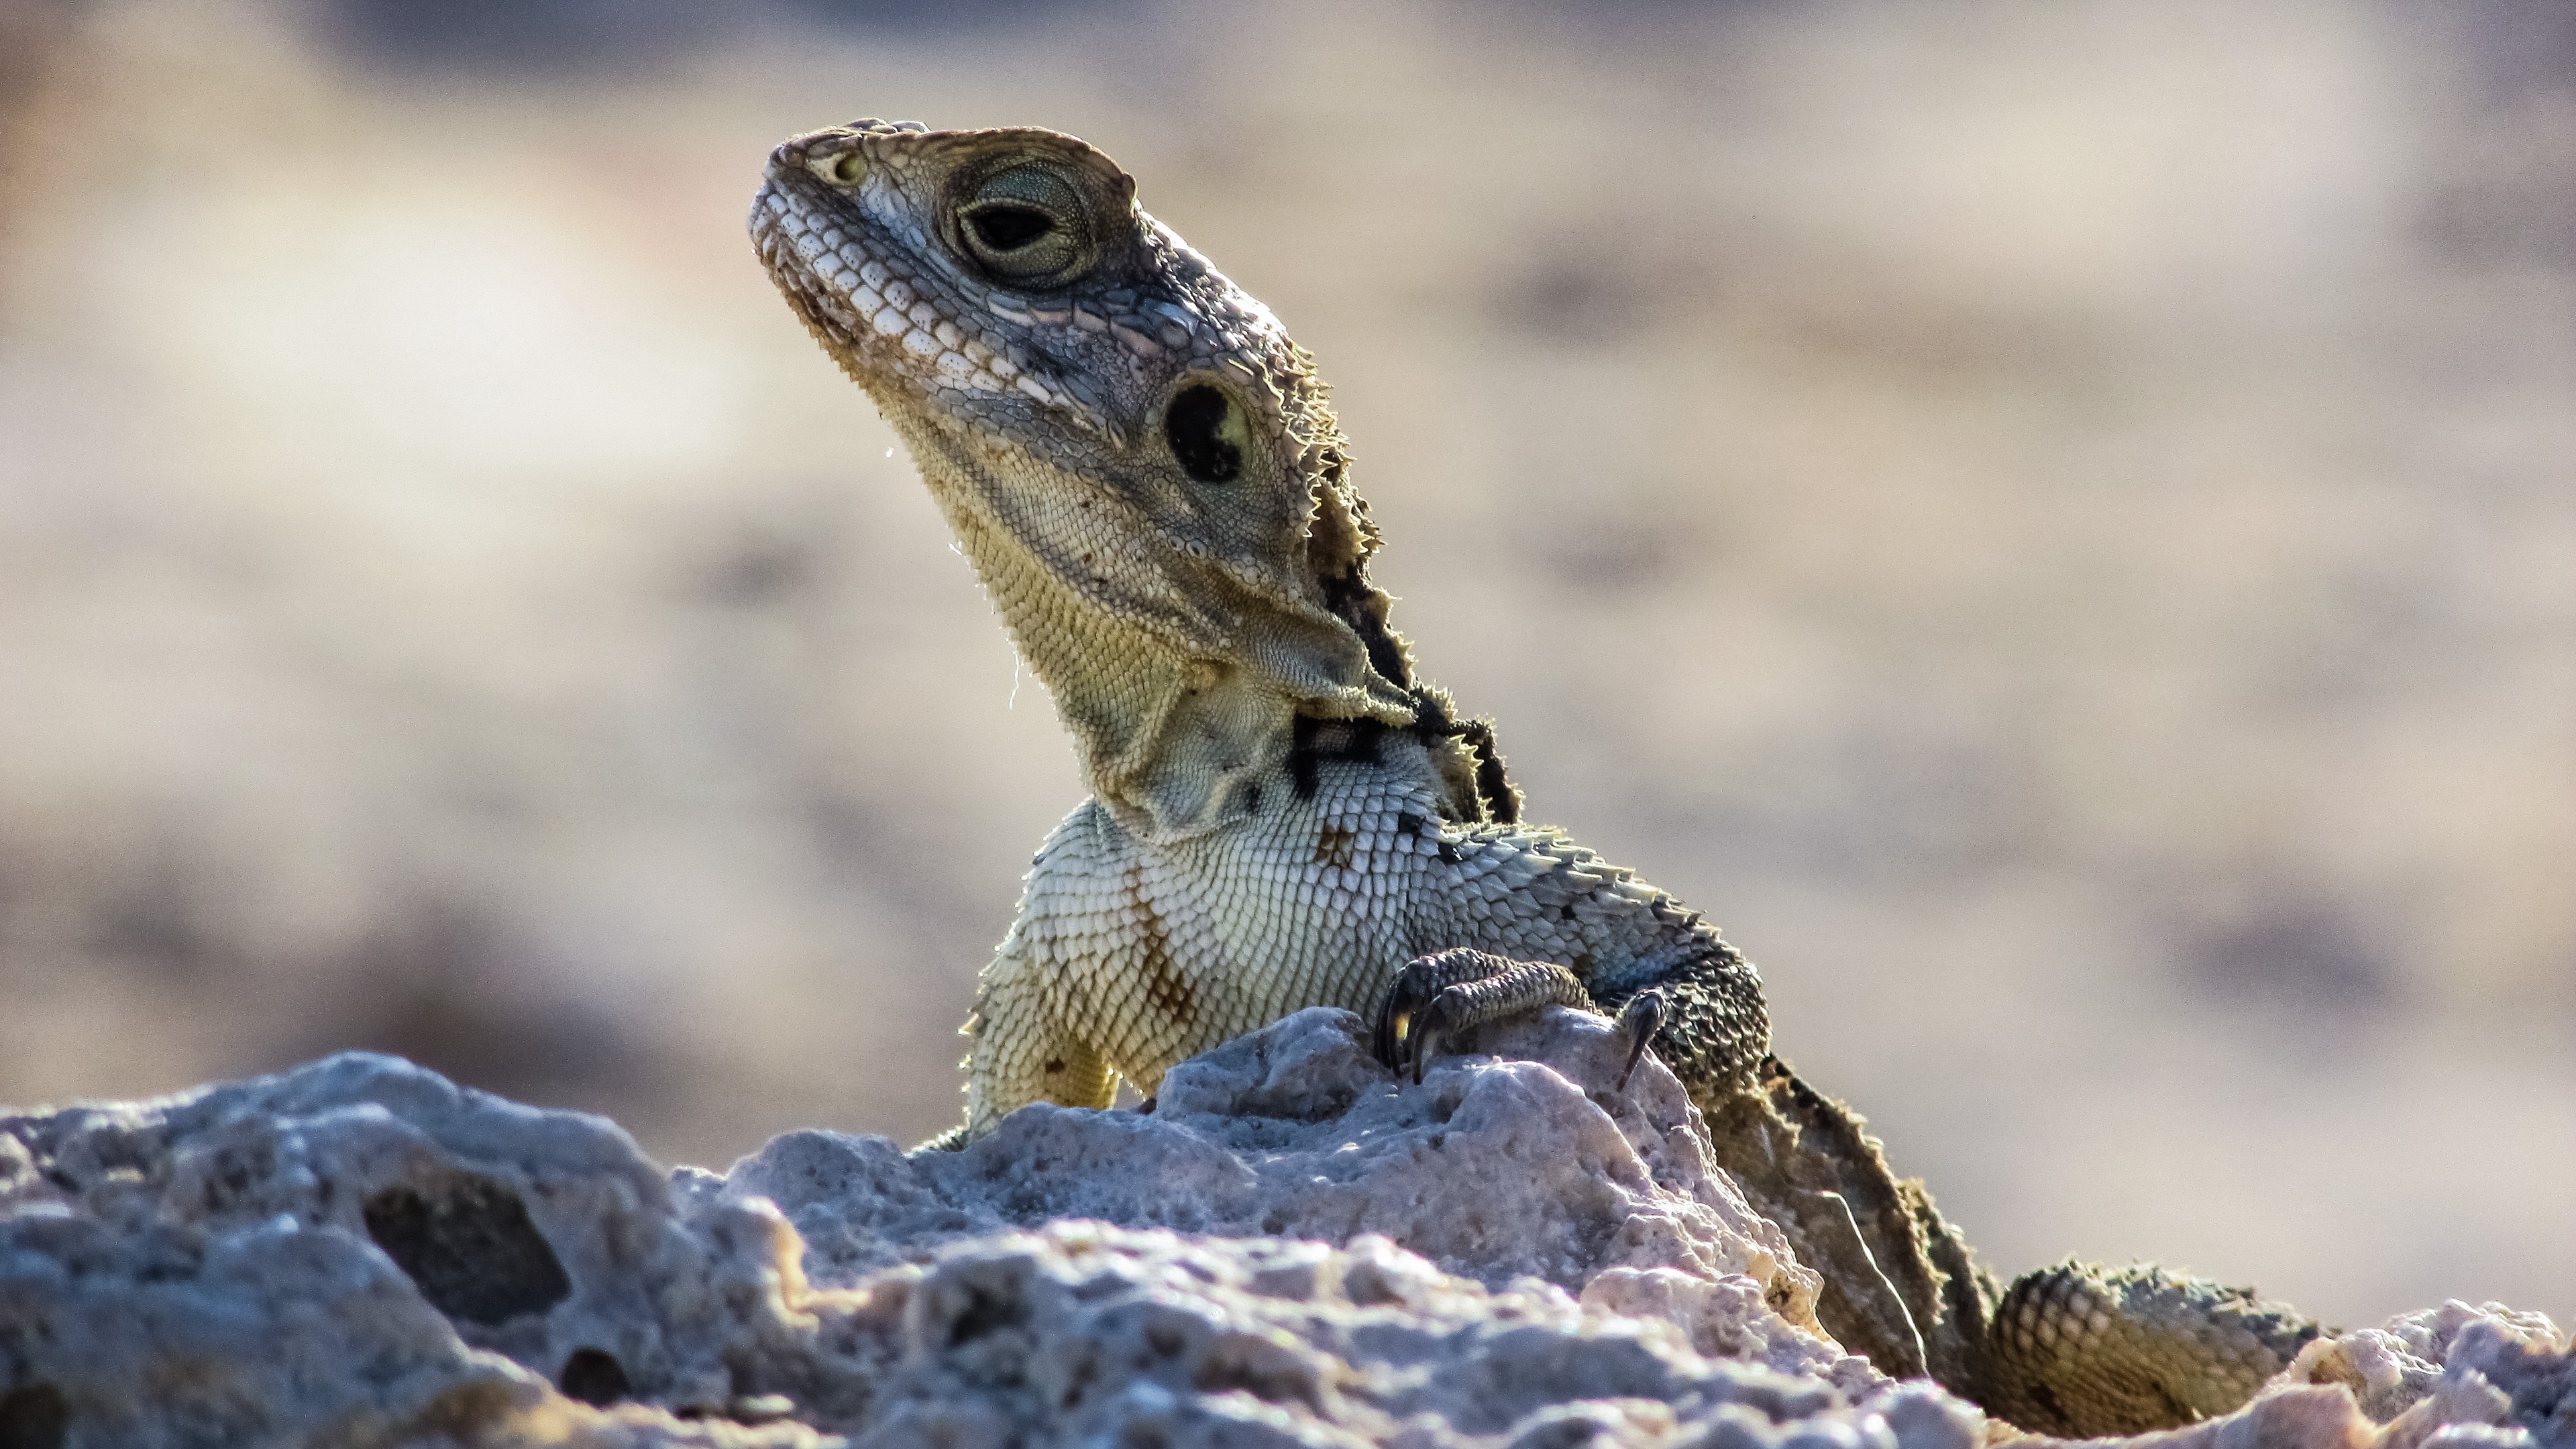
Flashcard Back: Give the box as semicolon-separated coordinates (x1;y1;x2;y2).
3;1009;2570;1448
728;1007;1825;1344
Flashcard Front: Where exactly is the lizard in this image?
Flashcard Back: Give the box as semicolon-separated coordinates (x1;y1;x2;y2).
747;118;2324;1439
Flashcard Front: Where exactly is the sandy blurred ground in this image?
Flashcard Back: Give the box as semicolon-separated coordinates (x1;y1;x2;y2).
0;0;2569;1330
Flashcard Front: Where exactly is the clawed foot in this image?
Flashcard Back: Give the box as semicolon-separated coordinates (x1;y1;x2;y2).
1373;948;1653;1087
1373;949;1500;1085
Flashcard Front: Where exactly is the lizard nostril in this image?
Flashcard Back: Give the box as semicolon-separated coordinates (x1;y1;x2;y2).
808;149;865;186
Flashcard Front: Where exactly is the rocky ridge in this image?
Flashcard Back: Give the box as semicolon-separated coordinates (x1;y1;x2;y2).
1;1007;2567;1448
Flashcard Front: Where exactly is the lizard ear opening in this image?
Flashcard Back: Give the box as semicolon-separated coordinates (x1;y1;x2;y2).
1163;384;1247;484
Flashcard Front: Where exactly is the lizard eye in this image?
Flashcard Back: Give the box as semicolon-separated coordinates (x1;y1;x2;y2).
957;163;1093;287
1165;383;1247;484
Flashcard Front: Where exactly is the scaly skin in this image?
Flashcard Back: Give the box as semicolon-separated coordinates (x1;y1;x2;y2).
747;119;2321;1438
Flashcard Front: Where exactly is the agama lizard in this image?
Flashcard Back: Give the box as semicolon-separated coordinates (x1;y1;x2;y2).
749;119;2321;1438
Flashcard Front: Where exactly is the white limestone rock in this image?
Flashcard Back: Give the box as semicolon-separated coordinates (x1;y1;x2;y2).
2261;1301;2576;1449
2;1006;2569;1448
724;1007;1835;1373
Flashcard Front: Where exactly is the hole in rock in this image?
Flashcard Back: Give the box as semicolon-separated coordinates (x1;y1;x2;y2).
363;1174;572;1326
0;1384;69;1449
559;1348;631;1406
944;1281;1028;1348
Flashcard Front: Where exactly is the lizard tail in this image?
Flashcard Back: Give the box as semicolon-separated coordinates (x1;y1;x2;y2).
1980;1259;2323;1437
1697;1061;2321;1438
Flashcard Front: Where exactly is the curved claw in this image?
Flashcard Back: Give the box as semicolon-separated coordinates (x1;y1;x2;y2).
1374;949;1602;1087
1404;986;1477;1085
1407;1017;1442;1085
1374;949;1513;1085
1612;988;1666;1091
1372;963;1442;1074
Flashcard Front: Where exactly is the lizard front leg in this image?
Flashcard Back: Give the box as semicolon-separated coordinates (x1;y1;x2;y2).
1373;948;1664;1088
949;951;1117;1147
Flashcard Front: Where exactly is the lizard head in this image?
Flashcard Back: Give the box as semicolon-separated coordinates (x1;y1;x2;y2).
751;120;1453;839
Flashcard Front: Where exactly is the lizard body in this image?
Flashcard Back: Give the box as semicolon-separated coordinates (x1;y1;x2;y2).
749;119;2318;1438
982;759;1761;1135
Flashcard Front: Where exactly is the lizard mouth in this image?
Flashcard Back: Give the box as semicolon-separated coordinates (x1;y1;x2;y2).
748;139;1092;427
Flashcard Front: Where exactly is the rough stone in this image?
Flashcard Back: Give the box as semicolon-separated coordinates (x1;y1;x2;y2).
1;1007;2568;1448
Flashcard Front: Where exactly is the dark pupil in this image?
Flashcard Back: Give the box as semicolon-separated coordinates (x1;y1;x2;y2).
969;205;1054;251
1165;386;1241;484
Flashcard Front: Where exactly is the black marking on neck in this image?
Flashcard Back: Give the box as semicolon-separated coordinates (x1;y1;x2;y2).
1400;683;1523;825
1307;543;1521;822
1455;716;1521;824
1287;713;1389;800
1317;557;1413;690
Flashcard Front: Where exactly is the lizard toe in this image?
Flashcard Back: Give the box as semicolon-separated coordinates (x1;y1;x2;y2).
1611;988;1666;1090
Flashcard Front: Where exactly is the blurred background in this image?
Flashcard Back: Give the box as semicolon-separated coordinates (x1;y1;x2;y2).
1;0;2570;1330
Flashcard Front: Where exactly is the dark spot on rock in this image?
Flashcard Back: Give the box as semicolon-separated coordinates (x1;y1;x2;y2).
559;1348;630;1407
0;1384;68;1449
1136;1095;1156;1115
946;1283;1028;1347
364;1174;572;1326
1193;1338;1320;1407
1059;1351;1102;1410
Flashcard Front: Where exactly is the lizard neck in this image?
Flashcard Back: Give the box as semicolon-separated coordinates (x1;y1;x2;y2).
942;502;1289;843
887;411;1510;840
900;421;1310;843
